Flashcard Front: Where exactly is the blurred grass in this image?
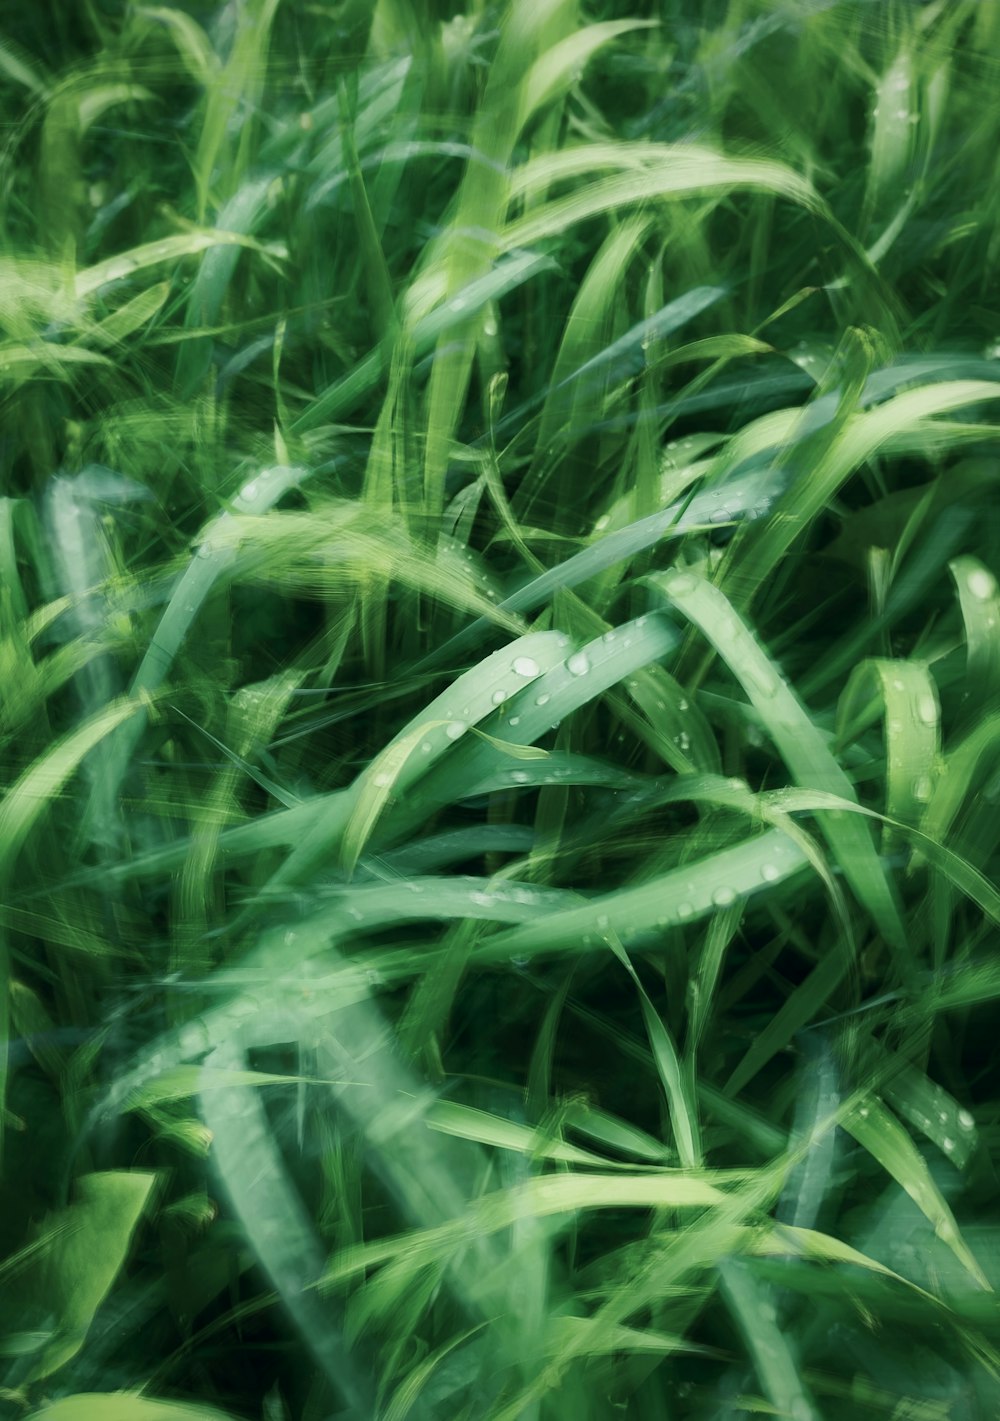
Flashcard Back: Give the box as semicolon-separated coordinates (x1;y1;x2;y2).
2;1;1000;1418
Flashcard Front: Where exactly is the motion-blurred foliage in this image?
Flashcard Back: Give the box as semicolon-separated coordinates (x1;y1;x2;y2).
1;0;1000;1417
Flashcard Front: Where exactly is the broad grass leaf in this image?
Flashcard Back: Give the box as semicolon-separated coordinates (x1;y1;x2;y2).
718;1257;820;1421
503;143;822;248
419;463;789;673
0;696;145;880
75;230;283;300
199;1039;374;1415
836;658;940;843
729;379;1000;602
272;630;568;888
424;1099;632;1170
604;935;700;1167
86;280;170;347
516;21;656;134
25;1172;156;1382
27;1396;239;1421
653;567;908;957
478;828;808;962
950;556;1000;706
842;1096;990;1290
135;6;220;86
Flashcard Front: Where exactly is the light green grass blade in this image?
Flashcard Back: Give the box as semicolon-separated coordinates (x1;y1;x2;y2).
23;1172;156;1383
478;828;808;963
267;629;568;889
418;462;788;673
950;557;1000;707
842;1096;990;1290
75;229;283;300
652;566;908;956
836;658;940;845
198;1038;374;1415
718;1257;820;1421
729;379;1000;605
606;935;701;1168
502;142;822;248
27;1396;240;1421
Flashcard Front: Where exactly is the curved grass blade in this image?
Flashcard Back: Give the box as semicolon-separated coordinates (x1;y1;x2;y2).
477;828;809;964
199;1038;374;1417
417;463;789;673
842;1096;990;1291
718;1257;820;1421
23;1172;157;1384
652;567;908;958
836;658;941;844
950;556;1000;708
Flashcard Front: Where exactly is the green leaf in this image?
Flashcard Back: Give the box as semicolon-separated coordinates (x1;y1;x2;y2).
25;1172;156;1382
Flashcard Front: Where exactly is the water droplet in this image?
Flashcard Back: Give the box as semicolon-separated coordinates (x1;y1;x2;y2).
451;295;466;311
535;692;550;706
446;721;466;741
283;931;297;946
858;1106;869;1118
513;656;540;677
967;568;996;601
510;770;530;784
676;901;694;920
421;741;432;754
761;863;780;882
372;771;392;788
958;1109;975;1130
242;480;259;499
916;694;937;725
471;891;493;906
492;688;507;706
712;886;737;907
483;317;497;337
678;698;689;711
942;1136;955;1152
567;651;590;677
509;715;520;727
602;629;616;643
596;913;609;930
912;775;932;802
677;732;691;752
594;514;610;532
894;107;908;120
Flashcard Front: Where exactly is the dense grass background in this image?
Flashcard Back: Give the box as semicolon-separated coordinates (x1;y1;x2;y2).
2;0;1000;1417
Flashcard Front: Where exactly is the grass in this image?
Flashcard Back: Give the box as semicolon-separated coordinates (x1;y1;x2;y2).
1;0;1000;1417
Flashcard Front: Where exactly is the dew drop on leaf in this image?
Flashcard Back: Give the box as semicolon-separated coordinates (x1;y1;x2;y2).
967;568;996;601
